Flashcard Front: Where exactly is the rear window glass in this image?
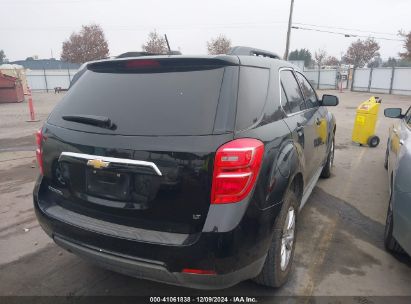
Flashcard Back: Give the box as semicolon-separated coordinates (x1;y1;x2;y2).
48;68;225;136
235;67;269;130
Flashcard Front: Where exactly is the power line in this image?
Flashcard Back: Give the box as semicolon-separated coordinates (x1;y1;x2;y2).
291;26;404;42
0;21;288;31
0;20;405;43
293;22;399;37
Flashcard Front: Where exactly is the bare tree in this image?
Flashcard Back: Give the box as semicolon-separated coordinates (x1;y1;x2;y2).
61;24;109;64
142;30;168;54
324;56;340;66
314;49;327;67
207;35;231;55
399;30;411;61
343;38;380;68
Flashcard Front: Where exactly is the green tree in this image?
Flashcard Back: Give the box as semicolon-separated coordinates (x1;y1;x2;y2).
382;57;411;67
382;57;397;67
288;48;312;67
397;59;411;67
0;50;7;64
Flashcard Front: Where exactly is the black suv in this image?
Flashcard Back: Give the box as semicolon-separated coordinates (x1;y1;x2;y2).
33;47;338;289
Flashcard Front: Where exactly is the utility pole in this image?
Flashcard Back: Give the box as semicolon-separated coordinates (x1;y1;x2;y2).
164;34;171;52
283;0;295;60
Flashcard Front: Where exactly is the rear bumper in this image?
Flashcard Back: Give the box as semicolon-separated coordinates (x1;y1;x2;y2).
34;177;276;289
53;234;265;289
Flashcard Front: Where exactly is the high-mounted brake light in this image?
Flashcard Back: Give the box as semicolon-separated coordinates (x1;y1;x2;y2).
125;59;161;69
35;128;44;175
211;138;264;204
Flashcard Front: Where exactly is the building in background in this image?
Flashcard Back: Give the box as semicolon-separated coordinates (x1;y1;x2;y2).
8;58;80;92
10;58;80;70
0;64;29;94
288;60;305;70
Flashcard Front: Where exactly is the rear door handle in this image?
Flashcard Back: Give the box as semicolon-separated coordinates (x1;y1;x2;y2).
315;118;322;126
400;139;404;145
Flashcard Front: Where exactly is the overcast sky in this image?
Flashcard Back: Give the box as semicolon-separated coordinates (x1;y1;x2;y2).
1;0;410;62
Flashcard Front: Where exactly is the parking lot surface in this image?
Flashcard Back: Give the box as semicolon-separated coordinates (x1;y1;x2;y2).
0;91;410;297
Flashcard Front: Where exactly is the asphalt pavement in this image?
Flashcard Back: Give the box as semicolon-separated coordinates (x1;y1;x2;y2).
0;91;410;299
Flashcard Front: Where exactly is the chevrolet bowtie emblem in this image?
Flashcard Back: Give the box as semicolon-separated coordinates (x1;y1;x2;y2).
87;159;110;169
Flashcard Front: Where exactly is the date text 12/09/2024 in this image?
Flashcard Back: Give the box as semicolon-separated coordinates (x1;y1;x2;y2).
149;297;258;303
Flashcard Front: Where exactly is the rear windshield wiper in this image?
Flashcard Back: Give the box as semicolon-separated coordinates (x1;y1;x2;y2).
62;115;117;130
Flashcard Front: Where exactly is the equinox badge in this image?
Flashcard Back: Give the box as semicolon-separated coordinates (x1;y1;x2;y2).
87;159;110;169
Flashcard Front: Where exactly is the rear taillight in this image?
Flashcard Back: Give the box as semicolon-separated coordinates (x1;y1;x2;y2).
35;128;44;175
181;268;216;275
211;138;264;204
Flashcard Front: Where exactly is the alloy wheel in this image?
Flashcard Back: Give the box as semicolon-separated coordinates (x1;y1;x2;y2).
329;140;335;168
280;207;296;271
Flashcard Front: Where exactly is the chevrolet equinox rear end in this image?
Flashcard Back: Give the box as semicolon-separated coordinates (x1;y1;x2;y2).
34;47;337;289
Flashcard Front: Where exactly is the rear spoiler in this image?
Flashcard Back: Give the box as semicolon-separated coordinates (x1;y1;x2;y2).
87;57;239;73
228;46;280;59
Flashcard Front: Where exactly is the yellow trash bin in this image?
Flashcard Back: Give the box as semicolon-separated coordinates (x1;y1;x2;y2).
352;96;382;147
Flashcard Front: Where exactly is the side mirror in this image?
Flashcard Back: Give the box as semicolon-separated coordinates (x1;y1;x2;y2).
321;94;339;106
384;108;403;119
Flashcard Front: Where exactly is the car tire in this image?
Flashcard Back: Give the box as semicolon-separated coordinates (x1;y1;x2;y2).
384;180;403;254
253;187;298;288
321;138;334;178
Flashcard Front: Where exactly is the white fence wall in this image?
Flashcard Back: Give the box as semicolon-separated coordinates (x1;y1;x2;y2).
352;67;411;96
319;70;337;89
26;69;78;91
392;68;411;95
26;66;411;96
303;69;338;90
352;69;371;91
303;70;320;87
370;68;392;94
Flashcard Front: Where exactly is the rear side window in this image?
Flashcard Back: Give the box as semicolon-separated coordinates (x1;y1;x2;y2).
296;72;319;108
236;67;269;130
280;70;306;114
48;68;226;136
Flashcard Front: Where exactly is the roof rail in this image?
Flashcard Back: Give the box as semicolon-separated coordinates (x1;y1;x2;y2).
227;46;280;59
116;50;182;58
